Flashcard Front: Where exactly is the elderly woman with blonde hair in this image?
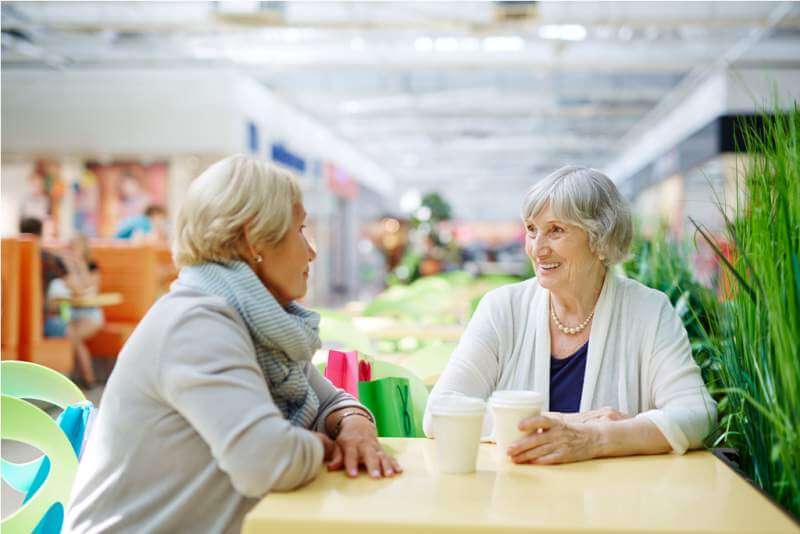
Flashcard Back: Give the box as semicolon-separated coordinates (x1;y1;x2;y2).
424;166;716;464
66;155;400;534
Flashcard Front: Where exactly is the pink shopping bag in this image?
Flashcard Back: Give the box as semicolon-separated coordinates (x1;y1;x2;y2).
359;359;372;382
325;350;360;398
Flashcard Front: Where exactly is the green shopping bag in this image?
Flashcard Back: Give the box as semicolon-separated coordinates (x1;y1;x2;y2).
358;377;415;438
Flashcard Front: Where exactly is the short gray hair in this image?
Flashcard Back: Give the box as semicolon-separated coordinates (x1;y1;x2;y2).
173;154;302;267
521;165;632;266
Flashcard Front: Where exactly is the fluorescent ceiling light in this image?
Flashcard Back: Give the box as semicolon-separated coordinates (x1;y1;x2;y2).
415;36;480;53
482;36;524;52
538;24;587;41
414;37;434;52
434;37;460;52
459;38;481;52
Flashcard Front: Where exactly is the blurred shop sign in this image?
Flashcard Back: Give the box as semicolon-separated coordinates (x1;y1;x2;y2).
323;162;358;199
247;121;259;155
271;143;306;174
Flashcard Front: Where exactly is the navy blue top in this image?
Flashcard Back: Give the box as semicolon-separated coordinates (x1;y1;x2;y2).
549;341;589;413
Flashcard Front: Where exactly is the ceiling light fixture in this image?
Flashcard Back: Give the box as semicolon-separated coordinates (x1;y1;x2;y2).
482;36;525;52
434;37;460;52
538;24;587;42
414;37;434;52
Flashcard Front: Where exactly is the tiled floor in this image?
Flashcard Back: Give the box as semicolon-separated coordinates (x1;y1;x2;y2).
2;359;110;520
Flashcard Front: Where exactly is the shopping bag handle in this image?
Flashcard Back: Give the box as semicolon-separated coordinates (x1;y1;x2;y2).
396;385;412;437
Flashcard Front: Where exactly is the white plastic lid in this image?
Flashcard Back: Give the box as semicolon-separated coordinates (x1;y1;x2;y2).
489;390;544;408
429;395;486;416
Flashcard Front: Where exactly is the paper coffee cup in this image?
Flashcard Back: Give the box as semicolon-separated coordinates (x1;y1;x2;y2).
489;390;545;453
429;396;486;474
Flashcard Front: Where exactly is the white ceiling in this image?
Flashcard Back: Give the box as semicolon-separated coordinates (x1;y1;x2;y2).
3;1;800;219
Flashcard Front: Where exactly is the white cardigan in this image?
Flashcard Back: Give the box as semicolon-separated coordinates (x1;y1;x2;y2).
423;272;717;454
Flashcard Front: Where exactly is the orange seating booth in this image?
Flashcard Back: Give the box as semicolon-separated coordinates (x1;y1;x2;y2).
1;236;73;373
86;242;176;358
2;237;177;372
2;237;21;361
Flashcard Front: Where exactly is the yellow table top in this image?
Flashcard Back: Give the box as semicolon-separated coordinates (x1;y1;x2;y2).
70;292;123;308
243;438;799;534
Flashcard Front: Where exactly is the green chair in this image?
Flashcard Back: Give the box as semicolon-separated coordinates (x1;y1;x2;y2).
1;361;85;493
1;361;85;407
402;343;456;387
1;395;79;534
370;361;428;437
1;361;87;534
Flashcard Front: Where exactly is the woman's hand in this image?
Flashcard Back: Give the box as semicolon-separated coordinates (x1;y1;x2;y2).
327;416;402;479
506;415;603;465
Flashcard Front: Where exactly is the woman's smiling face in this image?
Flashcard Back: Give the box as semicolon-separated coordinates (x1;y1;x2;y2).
524;204;599;292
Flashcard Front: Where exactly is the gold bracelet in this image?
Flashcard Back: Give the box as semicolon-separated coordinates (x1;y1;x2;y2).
333;410;374;438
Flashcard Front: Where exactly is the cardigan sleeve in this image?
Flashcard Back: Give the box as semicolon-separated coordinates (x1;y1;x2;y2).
423;289;502;437
305;363;373;434
636;295;717;454
160;305;325;497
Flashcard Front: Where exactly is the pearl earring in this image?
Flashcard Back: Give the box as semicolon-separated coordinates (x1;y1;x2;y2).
254;254;263;264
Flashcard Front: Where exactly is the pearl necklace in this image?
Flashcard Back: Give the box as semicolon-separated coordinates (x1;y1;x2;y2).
550;295;595;335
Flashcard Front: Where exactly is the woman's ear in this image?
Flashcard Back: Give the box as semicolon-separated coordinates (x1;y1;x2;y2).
241;225;263;264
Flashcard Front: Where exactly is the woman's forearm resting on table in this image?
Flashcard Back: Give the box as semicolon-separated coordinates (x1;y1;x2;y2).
510;413;673;464
593;416;672;458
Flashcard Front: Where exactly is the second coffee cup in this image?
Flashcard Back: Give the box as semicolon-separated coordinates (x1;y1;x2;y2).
429;395;486;474
489;390;545;453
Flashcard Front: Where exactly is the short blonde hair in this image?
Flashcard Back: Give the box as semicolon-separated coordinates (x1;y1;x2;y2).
173;154;302;267
521;165;632;266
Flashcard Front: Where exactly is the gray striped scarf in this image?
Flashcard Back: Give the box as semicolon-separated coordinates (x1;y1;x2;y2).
178;261;320;427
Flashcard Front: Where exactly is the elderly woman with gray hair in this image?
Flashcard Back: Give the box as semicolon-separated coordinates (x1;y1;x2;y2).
424;166;716;464
66;155;400;534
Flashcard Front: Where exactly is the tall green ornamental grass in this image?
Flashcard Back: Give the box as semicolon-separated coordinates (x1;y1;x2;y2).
621;230;722;393
693;105;800;518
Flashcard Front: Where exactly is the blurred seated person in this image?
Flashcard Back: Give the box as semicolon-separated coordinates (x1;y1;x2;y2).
115;204;168;242
62;234;105;379
19;218;101;388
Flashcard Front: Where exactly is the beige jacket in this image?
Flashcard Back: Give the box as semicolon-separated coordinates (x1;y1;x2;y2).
66;285;361;534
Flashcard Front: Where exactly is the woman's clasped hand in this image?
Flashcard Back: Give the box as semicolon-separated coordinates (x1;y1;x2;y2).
505;408;627;465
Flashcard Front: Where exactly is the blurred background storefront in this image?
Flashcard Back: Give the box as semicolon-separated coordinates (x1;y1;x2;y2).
1;0;799;354
2;2;799;308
